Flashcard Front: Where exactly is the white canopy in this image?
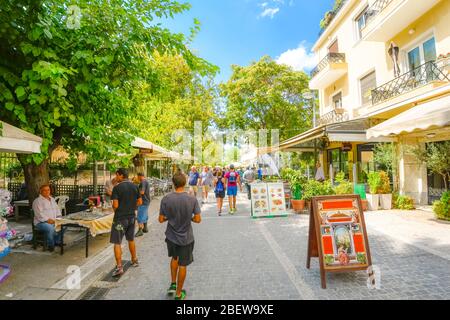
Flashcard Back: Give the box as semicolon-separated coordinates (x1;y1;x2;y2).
367;95;450;139
0;121;43;153
131;137;191;161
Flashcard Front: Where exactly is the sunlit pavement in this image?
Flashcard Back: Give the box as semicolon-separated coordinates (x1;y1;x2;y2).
97;192;450;300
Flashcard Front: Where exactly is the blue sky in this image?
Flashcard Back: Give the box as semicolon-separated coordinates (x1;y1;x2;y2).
162;0;335;82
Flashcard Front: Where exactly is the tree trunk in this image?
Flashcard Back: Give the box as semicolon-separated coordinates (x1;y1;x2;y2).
18;157;50;205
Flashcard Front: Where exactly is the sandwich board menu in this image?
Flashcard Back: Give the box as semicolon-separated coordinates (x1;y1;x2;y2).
250;182;287;218
307;195;372;289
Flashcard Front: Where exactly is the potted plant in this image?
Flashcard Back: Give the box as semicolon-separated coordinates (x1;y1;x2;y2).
302;179;335;211
367;172;381;210
378;171;392;210
288;171;307;213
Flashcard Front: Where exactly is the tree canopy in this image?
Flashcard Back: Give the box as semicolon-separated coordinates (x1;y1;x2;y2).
218;56;312;141
0;0;217;200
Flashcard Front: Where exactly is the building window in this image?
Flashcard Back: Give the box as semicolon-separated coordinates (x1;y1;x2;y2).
359;71;376;106
328;148;349;179
407;36;436;71
332;92;342;109
355;7;368;40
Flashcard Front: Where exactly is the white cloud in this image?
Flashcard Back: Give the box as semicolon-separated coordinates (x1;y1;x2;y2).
260;7;280;19
276;43;317;72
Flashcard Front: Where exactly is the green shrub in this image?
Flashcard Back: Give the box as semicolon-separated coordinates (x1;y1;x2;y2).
333;172;353;195
303;179;335;201
393;194;415;210
433;191;450;221
378;171;391;194
367;172;381;194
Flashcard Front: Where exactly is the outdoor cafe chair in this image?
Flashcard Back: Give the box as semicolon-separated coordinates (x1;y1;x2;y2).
55;195;69;216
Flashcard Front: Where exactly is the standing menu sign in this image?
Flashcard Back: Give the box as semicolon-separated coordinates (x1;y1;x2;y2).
250;183;287;218
307;195;372;289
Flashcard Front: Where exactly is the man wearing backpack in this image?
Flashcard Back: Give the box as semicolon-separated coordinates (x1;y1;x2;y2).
224;164;242;214
213;169;226;216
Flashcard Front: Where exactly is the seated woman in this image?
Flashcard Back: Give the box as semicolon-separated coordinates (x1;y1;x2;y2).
32;185;63;252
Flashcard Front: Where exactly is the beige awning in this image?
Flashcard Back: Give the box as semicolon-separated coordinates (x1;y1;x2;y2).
367;95;450;139
0;121;43;153
131;137;191;161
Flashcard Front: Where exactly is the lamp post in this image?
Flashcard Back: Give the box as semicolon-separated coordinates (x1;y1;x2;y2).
303;91;318;165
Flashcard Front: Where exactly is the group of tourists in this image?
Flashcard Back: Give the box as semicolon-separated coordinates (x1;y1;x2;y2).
31;162;261;300
187;164;257;216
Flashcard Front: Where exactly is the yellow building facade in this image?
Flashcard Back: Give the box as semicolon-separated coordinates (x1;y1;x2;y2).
286;0;450;204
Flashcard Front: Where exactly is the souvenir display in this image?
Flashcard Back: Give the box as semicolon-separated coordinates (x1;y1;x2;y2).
0;189;14;283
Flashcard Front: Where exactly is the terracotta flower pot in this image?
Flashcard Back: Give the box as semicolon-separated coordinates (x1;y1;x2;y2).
291;199;305;213
361;199;369;211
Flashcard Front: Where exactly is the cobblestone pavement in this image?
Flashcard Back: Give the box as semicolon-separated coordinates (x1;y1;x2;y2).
98;192;450;300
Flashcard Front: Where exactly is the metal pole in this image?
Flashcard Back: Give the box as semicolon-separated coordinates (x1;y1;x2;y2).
93;160;98;196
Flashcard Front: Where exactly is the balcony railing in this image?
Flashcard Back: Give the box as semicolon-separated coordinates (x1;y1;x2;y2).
318;108;349;126
310;53;346;79
371;60;450;105
364;0;394;26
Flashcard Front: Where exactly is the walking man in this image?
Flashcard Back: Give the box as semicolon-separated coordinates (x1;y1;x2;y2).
243;167;256;200
199;166;213;204
110;168;142;277
224;164;242;214
159;172;201;300
188;166;200;198
135;173;151;237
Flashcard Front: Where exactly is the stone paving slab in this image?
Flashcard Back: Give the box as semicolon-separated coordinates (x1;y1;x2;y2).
99;192;450;300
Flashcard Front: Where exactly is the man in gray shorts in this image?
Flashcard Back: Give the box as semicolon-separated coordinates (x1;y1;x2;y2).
110;168;142;277
159;171;201;300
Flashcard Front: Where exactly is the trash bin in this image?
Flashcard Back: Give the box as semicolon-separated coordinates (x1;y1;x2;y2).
354;183;366;200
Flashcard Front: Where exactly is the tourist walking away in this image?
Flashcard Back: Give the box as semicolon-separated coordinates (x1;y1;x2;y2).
188;166;200;198
135;173;151;237
199;166;214;204
315;161;325;182
257;166;263;180
159;172;201;300
110;168;142;277
32;185;63;252
243;166;256;200
214;170;226;216
224;164;242;214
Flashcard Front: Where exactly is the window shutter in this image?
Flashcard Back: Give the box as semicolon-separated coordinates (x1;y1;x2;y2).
360;71;376;105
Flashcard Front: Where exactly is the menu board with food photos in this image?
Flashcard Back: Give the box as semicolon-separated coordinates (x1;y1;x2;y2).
250;183;286;217
266;183;287;215
250;183;270;217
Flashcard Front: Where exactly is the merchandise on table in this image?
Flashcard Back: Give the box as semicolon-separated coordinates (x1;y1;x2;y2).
0;189;13;282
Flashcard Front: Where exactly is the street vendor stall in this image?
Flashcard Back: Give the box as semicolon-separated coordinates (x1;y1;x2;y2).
0;121;42;282
55;207;114;258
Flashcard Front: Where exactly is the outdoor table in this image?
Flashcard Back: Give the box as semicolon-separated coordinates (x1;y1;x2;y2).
55;208;114;258
13;200;29;222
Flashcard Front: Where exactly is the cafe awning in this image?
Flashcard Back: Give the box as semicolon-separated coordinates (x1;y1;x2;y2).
367;95;450;139
0;121;43;154
131;137;191;161
276;118;392;152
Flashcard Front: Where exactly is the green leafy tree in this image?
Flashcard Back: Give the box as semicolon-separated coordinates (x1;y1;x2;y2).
219;56;311;141
412;141;450;190
0;0;213;201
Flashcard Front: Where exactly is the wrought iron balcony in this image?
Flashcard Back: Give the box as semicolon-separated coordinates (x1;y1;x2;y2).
310;53;346;79
318;109;349;126
371;60;450;105
364;0;394;26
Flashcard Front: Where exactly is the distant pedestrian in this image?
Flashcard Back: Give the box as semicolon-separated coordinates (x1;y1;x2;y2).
135;173;151;237
224;164;242;214
257;166;263;180
188;166;200;198
159;172;201;300
213;170;226;216
110;168;142;277
243;167;256;200
315;161;325;182
199;166;214;204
